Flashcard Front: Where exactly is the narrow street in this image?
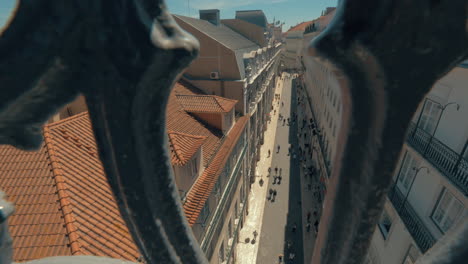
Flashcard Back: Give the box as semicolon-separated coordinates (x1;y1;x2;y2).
256;73;304;264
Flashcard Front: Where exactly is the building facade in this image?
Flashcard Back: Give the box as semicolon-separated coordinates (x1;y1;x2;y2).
173;9;282;187
365;65;468;264
299;6;468;261
1;82;251;264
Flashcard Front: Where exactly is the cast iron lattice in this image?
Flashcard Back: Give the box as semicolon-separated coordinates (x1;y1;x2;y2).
0;0;467;264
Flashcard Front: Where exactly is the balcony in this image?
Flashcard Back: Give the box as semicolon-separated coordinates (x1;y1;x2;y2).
406;122;468;195
388;187;436;253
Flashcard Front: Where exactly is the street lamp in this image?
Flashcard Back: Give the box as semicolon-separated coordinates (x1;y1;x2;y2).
424;101;460;154
400;166;430;210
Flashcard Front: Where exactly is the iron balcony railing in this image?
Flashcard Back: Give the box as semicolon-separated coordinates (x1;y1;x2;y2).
388;187;437;253
406;122;468;195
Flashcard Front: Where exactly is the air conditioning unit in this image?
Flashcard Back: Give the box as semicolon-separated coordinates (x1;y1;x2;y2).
210;71;219;79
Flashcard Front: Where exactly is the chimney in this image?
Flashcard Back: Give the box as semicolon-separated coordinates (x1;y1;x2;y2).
199;9;220;26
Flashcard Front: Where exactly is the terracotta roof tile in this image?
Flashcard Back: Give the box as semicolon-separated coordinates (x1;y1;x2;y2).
183;116;249;226
0;80;244;261
0;112;140;262
167;82;224;166
287;20;315;32
176;94;237;113
168;131;206;166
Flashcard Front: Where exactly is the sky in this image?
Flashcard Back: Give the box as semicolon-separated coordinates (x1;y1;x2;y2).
0;0;336;31
167;0;337;30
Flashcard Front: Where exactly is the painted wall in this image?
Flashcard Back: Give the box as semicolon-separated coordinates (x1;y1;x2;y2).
174;17;242;80
173;148;204;199
192;112;223;131
370;199;421;264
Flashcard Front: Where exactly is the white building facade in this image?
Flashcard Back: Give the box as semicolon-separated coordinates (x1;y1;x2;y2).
366;64;468;264
300;6;467;262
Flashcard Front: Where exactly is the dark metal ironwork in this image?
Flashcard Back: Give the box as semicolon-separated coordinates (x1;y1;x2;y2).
407;122;468;195
0;0;467;264
388;187;437;253
0;1;204;263
308;0;468;263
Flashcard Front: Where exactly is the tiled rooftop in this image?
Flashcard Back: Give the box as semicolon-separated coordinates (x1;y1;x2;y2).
0;81;245;261
0;112;140;262
168;82;224;166
176;94;237;113
287;20;315;32
168;131;206;166
183;115;249;226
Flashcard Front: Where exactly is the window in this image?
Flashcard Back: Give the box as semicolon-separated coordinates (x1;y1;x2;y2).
190;157;199;176
398;152;419;190
200;203;210;224
378;210;392;240
432;188;464;233
219;242;225;263
419;100;441;134
228;219;233;238
235;201;238;219
214;180;221;202
402;245;420;264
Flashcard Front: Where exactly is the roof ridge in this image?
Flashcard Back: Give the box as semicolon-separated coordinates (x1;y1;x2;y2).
43;126;82;254
47;111;89;128
168;133;185;164
167;130;207;139
183;116;249;225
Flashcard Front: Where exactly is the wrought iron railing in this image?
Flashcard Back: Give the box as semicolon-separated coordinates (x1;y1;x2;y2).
388;187;436;253
1;1;467;264
407;122;468;195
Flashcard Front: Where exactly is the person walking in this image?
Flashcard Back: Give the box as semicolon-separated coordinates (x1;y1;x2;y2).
275;166;278;174
277;175;282;185
268;149;271;157
292;223;297;233
306;223;311;232
277;145;281;153
268;188;273;200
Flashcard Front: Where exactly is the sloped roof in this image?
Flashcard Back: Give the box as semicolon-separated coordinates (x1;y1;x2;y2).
168;131;206;166
168;82;223;166
235;10;268;29
174;15;259;51
176;94;237;113
288;20;315;32
0;81;243;261
183;115;249;226
0;112;140;262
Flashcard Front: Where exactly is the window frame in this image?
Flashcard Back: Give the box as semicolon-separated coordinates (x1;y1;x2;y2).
377;209;392;240
431;188;464;233
397;152;419;191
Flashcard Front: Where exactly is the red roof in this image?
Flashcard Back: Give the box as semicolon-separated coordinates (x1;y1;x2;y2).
0;112;140;262
183;115;248;226
167;82;224;166
0;80;245;261
168;131;206;166
287;20;315;32
176;94;237;113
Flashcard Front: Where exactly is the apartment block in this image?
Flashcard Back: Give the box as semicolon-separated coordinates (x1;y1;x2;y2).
298;6;467;262
173;9;282;186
